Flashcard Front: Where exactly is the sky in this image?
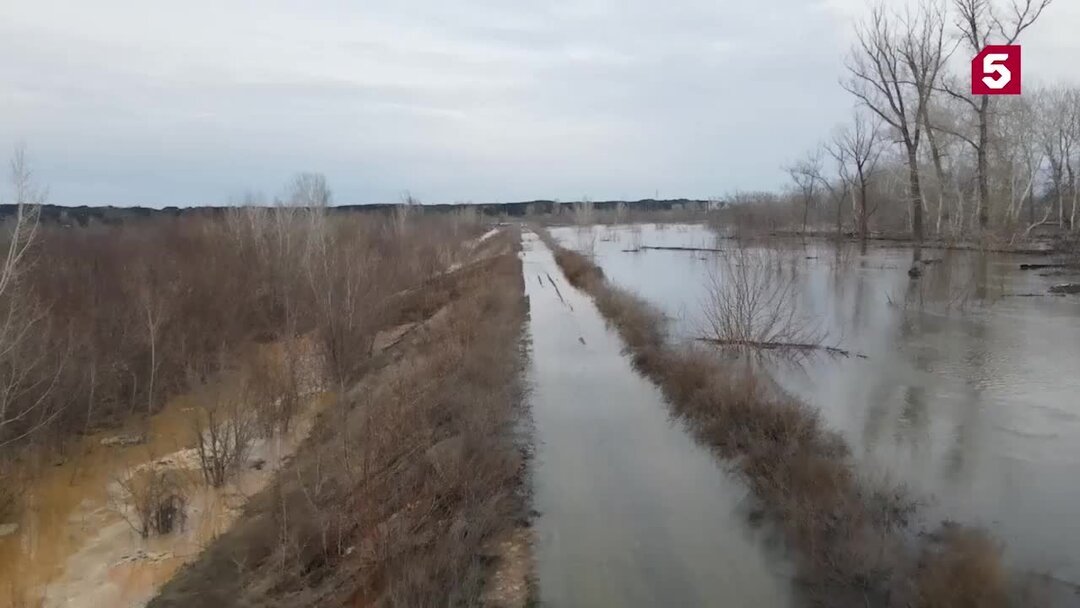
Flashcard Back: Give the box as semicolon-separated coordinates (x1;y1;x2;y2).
1;0;1079;206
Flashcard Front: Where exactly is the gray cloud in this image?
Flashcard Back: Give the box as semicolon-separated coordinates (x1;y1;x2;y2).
0;0;1077;205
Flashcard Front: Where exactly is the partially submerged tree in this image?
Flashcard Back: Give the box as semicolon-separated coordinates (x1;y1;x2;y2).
829;112;884;240
844;1;949;242
946;0;1053;229
785;149;824;233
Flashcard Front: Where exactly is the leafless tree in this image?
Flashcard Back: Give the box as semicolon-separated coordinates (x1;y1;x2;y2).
786;149;824;233
997;95;1045;228
0;147;64;448
288;172;332;208
191;371;255;488
946;0;1053;229
1034;87;1078;231
114;467;188;537
829;112;884;240
844;1;949;242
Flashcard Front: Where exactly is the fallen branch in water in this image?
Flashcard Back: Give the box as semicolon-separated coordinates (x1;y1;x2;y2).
1020;262;1080;270
695;337;866;358
623;245;725;253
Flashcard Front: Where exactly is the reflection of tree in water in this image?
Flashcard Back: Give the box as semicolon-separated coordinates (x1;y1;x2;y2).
894;249;1008;313
942;319;990;487
861;375;896;459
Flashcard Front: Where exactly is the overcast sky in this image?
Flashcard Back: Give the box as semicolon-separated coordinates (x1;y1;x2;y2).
1;0;1078;206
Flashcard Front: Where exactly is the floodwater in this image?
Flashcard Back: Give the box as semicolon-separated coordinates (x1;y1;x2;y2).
0;345;330;608
553;223;1080;594
521;232;793;606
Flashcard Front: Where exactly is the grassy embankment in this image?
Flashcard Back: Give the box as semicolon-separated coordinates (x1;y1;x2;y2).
149;230;532;607
536;228;1019;608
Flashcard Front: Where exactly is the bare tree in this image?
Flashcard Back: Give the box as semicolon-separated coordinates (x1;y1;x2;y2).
190;368;255;488
844;1;949;242
786;149;824;233
0;147;63;448
830;112;884;240
1035;87;1078;231
288;172;332;208
947;0;1053;229
997;95;1045;228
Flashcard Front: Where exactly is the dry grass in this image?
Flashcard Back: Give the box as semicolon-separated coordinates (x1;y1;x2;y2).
148;232;530;608
551;246;605;290
914;526;1009;608
535;227;1014;607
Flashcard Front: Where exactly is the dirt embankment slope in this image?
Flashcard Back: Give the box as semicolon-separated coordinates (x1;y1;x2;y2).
149;232;532;608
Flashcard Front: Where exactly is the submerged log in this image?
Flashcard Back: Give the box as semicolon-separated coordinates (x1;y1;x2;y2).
1049;283;1080;295
1020;263;1080;270
696;337;866;359
640;245;725;252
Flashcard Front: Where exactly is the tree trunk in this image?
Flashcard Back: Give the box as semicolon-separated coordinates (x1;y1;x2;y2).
836;193;843;238
977;95;991;229
858;173;869;240
906;144;925;242
1068;161;1077;231
1028;184;1035;226
922;110;948;236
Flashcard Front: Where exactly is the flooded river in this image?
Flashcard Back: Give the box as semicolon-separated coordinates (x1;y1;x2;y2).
522;232;793;606
553;223;1080;594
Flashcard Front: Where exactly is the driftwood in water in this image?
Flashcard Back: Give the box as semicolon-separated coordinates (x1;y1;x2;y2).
697;337;866;359
624;245;725;253
1021;263;1080;270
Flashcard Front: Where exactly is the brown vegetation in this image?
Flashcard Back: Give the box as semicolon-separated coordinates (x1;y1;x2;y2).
916;526;1008;608
536;227;1014;607
147;233;529;607
0;162;486;515
698;247;831;357
190;389;255;489
115;467;189;538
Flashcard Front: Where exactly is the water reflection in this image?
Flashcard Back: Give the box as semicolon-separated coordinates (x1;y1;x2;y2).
522;233;793;607
553;223;1080;590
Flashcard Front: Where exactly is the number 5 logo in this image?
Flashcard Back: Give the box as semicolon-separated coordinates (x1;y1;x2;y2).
971;45;1021;95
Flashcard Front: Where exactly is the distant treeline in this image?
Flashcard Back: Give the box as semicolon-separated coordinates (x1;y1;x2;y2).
0;198;713;227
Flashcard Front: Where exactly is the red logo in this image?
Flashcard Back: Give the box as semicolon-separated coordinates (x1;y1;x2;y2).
971;45;1021;95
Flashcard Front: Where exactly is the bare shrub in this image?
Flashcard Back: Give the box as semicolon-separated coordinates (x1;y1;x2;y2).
243;344;303;438
190;370;255;488
115;467;189;538
708;191;799;237
699;247;827;355
695;246;838;365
